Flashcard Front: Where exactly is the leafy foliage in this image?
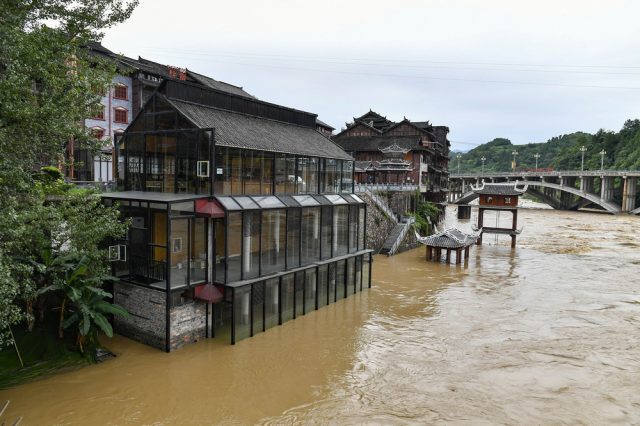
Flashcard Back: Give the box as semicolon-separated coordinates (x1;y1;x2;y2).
0;0;137;352
413;194;441;236
455;120;640;172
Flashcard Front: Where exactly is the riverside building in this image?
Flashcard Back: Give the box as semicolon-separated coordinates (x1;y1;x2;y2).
103;79;372;352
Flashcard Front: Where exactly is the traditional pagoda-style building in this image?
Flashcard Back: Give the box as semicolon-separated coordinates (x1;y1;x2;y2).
103;79;373;352
472;182;527;248
332;110;450;203
416;228;480;264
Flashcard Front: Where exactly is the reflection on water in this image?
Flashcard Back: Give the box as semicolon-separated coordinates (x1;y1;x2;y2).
2;206;640;424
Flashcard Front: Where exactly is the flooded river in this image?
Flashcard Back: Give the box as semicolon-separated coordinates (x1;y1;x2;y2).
2;206;640;424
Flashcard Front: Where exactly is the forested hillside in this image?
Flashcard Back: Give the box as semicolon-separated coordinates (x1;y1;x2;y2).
455;119;640;173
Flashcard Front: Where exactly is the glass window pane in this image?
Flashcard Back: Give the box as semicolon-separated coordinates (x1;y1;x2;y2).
197;130;212;195
304;268;317;313
233;286;251;342
275;153;287;195
301;207;320;265
243;211;260;279
297;157;308;193
355;255;363;291
324;159;338;193
307;157;319;194
363;253;371;288
317;264;328;308
350;194;364;203
358;206;365;251
261;209;286;275
328;262;336;303
341;160;353;193
262;152;274;195
171;201;194;215
230;148;242;194
214;146;231;194
346;257;355;296
252;281;264;335
321;206;332;260
294;271;304;318
217;196;241;211
253;196;285;208
334;205;349;256
227;212;242;282
264;278;279;330
243;150;262;195
336;260;346;300
292;195;320;206
281;274;294;323
214;218;225;283
286;209;300;268
349;205;358;253
234;196;259;209
170;218;189;289
190;218;207;284
325;194;347;205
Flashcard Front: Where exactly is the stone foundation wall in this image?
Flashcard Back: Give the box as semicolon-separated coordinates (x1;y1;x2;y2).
170;301;207;351
113;282;166;350
360;193;395;252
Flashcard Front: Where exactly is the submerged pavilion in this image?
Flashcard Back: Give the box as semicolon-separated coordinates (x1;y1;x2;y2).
416;228;480;264
103;79;373;352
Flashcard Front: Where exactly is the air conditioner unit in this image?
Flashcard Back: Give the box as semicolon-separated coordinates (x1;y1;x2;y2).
197;161;210;177
108;244;127;262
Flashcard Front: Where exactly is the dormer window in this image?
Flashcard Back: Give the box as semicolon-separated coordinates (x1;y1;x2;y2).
114;84;128;100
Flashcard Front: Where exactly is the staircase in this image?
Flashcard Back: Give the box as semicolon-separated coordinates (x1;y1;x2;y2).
379;218;415;256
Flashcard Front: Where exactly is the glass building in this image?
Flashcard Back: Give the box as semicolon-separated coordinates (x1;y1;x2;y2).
104;80;373;351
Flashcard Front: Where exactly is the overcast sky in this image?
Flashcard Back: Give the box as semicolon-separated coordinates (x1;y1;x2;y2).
103;0;640;151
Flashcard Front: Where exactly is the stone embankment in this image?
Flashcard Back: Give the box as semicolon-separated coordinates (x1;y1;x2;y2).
360;193;420;255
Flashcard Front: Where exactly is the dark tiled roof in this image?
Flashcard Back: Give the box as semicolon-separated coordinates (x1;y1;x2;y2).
315;118;335;130
188;70;255;99
474;183;526;196
333;135;425;152
423;228;479;248
354;160;373;171
166;98;352;160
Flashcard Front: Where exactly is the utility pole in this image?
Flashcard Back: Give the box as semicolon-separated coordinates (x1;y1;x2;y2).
481;156;486;175
600;149;606;171
511;150;518;171
457;153;461;174
534;153;540;170
580;146;587;171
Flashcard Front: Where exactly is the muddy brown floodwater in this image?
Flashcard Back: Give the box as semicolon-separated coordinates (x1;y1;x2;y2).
2;206;640;425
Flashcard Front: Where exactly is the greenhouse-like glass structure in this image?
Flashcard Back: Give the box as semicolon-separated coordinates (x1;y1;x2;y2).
104;79;372;351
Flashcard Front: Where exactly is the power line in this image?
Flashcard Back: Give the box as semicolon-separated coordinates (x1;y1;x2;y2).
163;56;640;91
142;48;640;76
140;46;640;70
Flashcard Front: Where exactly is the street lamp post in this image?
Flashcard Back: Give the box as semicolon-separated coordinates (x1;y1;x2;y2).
600;149;606;171
457;153;461;174
481;156;486;175
534;153;540;170
580;146;587;171
511;150;518;171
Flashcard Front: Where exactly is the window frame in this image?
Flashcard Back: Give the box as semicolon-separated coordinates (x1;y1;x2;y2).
113;107;129;124
113;84;128;100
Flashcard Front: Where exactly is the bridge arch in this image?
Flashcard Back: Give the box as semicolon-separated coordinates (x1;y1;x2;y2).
453;180;621;214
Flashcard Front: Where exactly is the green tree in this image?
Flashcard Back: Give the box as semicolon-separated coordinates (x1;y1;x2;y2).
0;0;137;350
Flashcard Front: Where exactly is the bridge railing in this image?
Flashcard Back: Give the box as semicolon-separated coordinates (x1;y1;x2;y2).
450;169;640;179
388;217;415;256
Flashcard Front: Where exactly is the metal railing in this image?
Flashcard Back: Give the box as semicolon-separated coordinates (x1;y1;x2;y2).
359;188;397;222
355;183;418;193
450;169;640;179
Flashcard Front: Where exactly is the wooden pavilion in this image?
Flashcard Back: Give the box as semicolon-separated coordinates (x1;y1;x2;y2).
416;228;480;264
471;181;527;248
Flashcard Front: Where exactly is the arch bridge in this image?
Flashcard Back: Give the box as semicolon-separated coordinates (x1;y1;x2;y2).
449;170;640;214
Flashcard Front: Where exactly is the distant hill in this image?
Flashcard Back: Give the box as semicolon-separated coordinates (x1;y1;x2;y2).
455;119;640;173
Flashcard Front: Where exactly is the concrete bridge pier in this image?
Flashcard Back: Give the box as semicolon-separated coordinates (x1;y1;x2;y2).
580;176;594;194
600;176;615;202
621;177;637;212
559;177;576;209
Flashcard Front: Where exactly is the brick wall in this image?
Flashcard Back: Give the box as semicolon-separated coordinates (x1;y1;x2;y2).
170;301;207;351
